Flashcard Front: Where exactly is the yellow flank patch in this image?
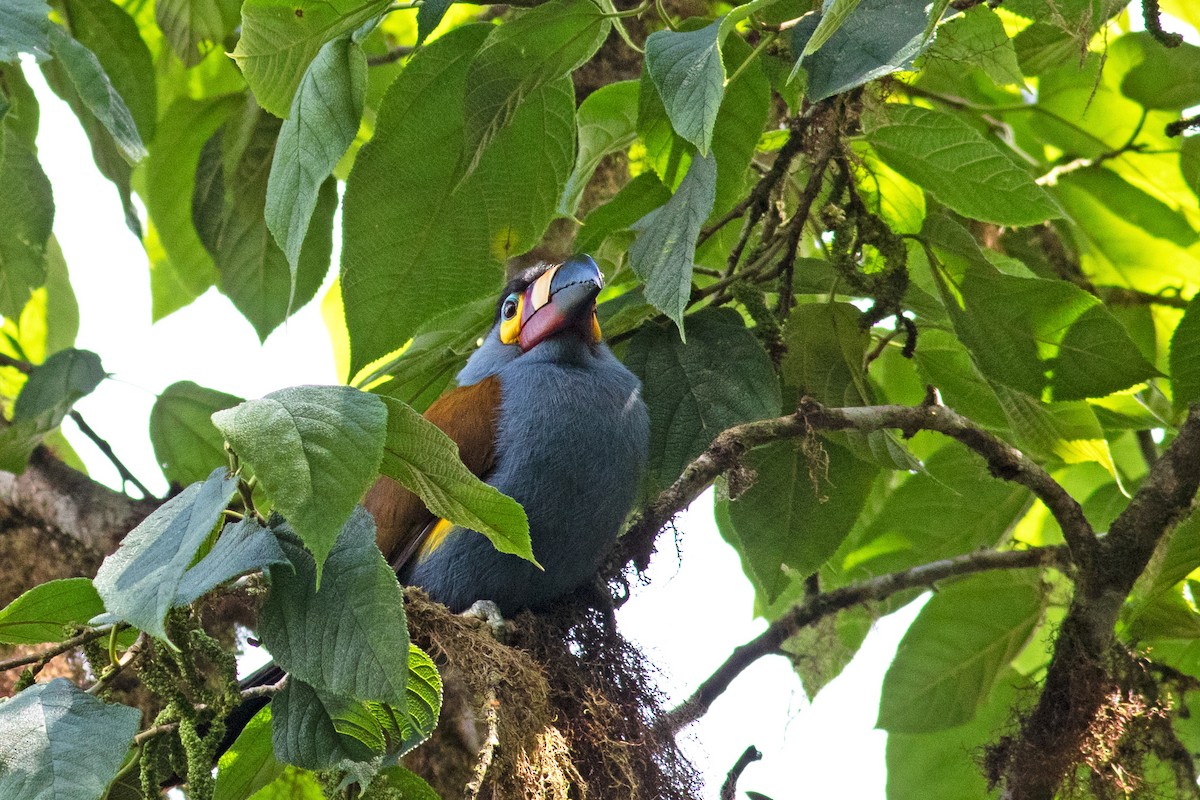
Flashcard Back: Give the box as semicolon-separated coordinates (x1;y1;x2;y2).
420;518;456;559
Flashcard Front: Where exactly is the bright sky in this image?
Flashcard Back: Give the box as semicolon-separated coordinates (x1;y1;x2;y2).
25;61;920;799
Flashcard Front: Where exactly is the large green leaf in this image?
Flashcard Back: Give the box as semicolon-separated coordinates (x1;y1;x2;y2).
0;0;52;62
1052;167;1200;294
232;0;389;117
993;387;1117;474
845;445;1031;578
1172;294;1200;410
0;577;104;645
574;171;671;256
150;380;244;487
61;0;155;140
144;95;242;320
1121;39;1200;110
212;385;386;576
259;509;410;706
92;468;239;640
624;307;781;492
781;302;870;407
643;19;723;155
911;330;1008;431
203;105;338;340
214;707;283;800
45;26;144;162
791;0;941;100
175;517;288;605
0;679;140;800
929;238;1158;400
627;151;716;333
925;6;1023;88
887;669;1027;800
864;103;1059;227
878;570;1045;732
726;439;878;603
0;133;52;319
464;0;609;156
380;396;533;565
12;347;103;421
266;34;365;273
270;679;377;769
558;79;638;218
341;25;575;373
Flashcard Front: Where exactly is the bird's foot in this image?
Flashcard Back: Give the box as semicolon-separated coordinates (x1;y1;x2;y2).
461;599;509;642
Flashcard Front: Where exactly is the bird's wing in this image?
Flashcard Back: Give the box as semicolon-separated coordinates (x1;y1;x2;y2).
365;374;502;571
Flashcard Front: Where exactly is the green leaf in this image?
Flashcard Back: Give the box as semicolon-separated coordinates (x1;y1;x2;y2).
245;766;325;799
558;79;638;218
781;302;870;407
0;0;52;62
215;707;283;800
706;32;771;219
12;347;104;422
379;396;534;565
624;307;781;492
801;0;863;58
847;445;1031;578
1121;40;1200;110
150;380;245;487
929;243;1157;400
878;571;1044;732
205;106;338;340
212;385;386;575
790;0;941;100
156;0;240;67
851;142;925;235
0;578;104;644
266;34;366;273
0;134;52;319
0;679;140;800
232;0;389;117
1051;167;1200;294
1182;136;1200;202
144;95;242;320
176;517;288;605
887;669;1027;800
574;171;671;256
45;26;144;162
270;679;377;769
260;508;410;706
993;386;1116;475
864;103;1058;226
1170;292;1200;409
911;330;1008;431
628;151;716;333
342;25;575;373
464;0;609;156
927;6;1023;88
93;468;239;640
644;19;724;155
415;0;451;44
61;0;155;140
397;644;441;755
726;439;878;603
374;766;441;800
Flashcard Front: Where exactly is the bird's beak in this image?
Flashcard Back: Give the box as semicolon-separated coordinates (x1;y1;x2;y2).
517;255;604;351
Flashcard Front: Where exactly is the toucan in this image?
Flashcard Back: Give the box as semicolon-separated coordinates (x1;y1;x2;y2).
365;253;650;614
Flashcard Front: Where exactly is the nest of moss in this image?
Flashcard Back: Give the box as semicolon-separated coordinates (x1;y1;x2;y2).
402;588;700;800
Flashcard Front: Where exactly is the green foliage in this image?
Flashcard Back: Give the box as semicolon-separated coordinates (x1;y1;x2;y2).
212;385;386;577
3;0;1200;797
0;679;140;800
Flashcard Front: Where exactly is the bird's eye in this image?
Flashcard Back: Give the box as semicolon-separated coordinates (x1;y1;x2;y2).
501;294;519;320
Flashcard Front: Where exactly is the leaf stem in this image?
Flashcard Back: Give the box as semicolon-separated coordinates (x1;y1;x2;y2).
724;32;777;88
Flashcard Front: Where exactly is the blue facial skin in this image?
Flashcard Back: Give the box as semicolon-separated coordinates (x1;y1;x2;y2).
401;327;650;615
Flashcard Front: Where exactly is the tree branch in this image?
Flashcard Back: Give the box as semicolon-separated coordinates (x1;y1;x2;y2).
997;405;1200;800
720;745;762;800
615;398;1097;577
659;545;1068;736
68;411;157;500
0;626;114;673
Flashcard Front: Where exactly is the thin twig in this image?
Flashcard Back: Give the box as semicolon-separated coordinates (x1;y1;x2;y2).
366;45;414;66
464;687;500;800
130;679;288;745
68;411;156;500
87;632;148;695
615;398;1098;576
720;745;762;800
660;546;1068;736
0;353;34;373
0;626;114;673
